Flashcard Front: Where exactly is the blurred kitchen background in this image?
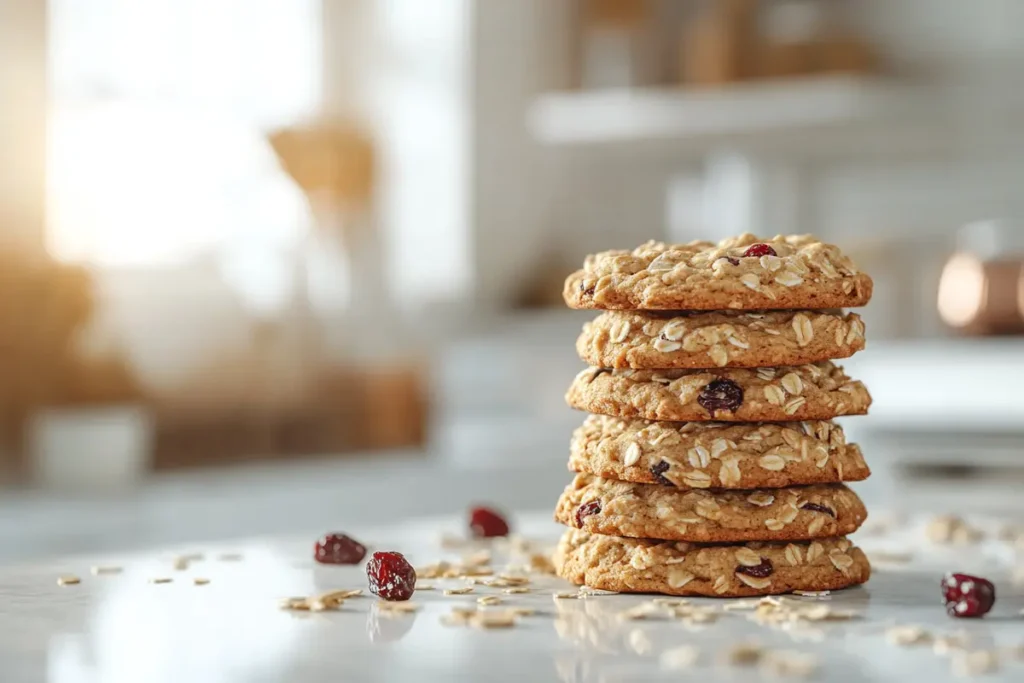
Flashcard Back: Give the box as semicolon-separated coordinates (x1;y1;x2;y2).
2;0;1024;562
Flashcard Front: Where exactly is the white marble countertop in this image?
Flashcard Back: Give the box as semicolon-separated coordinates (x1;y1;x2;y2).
3;512;1024;683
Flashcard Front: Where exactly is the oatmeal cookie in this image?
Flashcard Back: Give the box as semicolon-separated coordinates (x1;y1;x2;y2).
555;474;867;543
565;234;872;311
553;529;870;597
568;416;869;489
566;362;870;422
577;309;865;369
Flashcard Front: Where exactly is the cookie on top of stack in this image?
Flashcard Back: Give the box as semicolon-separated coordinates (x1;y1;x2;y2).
552;234;874;597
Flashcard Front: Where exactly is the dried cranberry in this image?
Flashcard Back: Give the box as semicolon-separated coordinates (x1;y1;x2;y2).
650;461;673;486
742;243;777;258
698;379;744;414
367;551;417;601
718;256;741;266
800;503;836;518
314;533;367;565
942;573;995;618
469;506;510;538
575;501;602;528
736;558;773;578
579;282;595;297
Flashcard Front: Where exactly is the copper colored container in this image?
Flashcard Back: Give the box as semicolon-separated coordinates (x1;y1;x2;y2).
937;222;1024;335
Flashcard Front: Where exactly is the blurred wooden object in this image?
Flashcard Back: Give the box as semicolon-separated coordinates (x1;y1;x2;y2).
757;0;820;78
355;365;428;450
759;42;816;78
818;32;877;75
0;254;145;481
579;0;657;88
681;0;758;86
681;0;878;85
269;122;375;212
584;0;649;27
153;363;427;469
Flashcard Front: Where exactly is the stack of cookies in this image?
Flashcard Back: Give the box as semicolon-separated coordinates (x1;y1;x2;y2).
552;234;874;597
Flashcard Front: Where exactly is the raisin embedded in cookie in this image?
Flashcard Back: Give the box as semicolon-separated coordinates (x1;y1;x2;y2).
555;474;867;543
565;362;870;422
568;416;869;489
553;529;870;598
564;234;872;311
577;310;865;370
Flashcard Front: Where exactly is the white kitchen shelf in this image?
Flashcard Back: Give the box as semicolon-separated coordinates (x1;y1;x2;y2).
528;75;971;155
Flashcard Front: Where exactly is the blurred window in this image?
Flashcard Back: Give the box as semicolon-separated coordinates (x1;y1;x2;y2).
47;0;321;314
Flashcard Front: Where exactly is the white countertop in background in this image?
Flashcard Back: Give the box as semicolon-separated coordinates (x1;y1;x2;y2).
3;513;1024;683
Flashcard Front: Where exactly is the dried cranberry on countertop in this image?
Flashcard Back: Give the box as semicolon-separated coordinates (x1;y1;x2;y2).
469;506;510;538
314;533;367;565
367;551;417;601
942;573;995;618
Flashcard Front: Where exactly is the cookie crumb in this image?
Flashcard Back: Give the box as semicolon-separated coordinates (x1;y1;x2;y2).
760;650;818;678
317;589;361;606
193;578;210;586
470;611;517;629
627;628;653;655
887;625;931;646
652;597;689;608
439;533;466;549
927;515;983;545
952;650;999;677
618;603;662;620
280;596;310;610
725;642;765;666
934;633;970;656
57;575;81;586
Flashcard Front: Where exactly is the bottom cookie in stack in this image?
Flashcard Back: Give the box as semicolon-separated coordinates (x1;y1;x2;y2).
551;474;870;597
553;530;870;598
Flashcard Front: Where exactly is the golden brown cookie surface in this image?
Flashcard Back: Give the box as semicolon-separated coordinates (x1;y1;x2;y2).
553;529;870;597
566;362;871;422
564;234;872;311
577;309;865;369
568;416;869;489
555;474;867;543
